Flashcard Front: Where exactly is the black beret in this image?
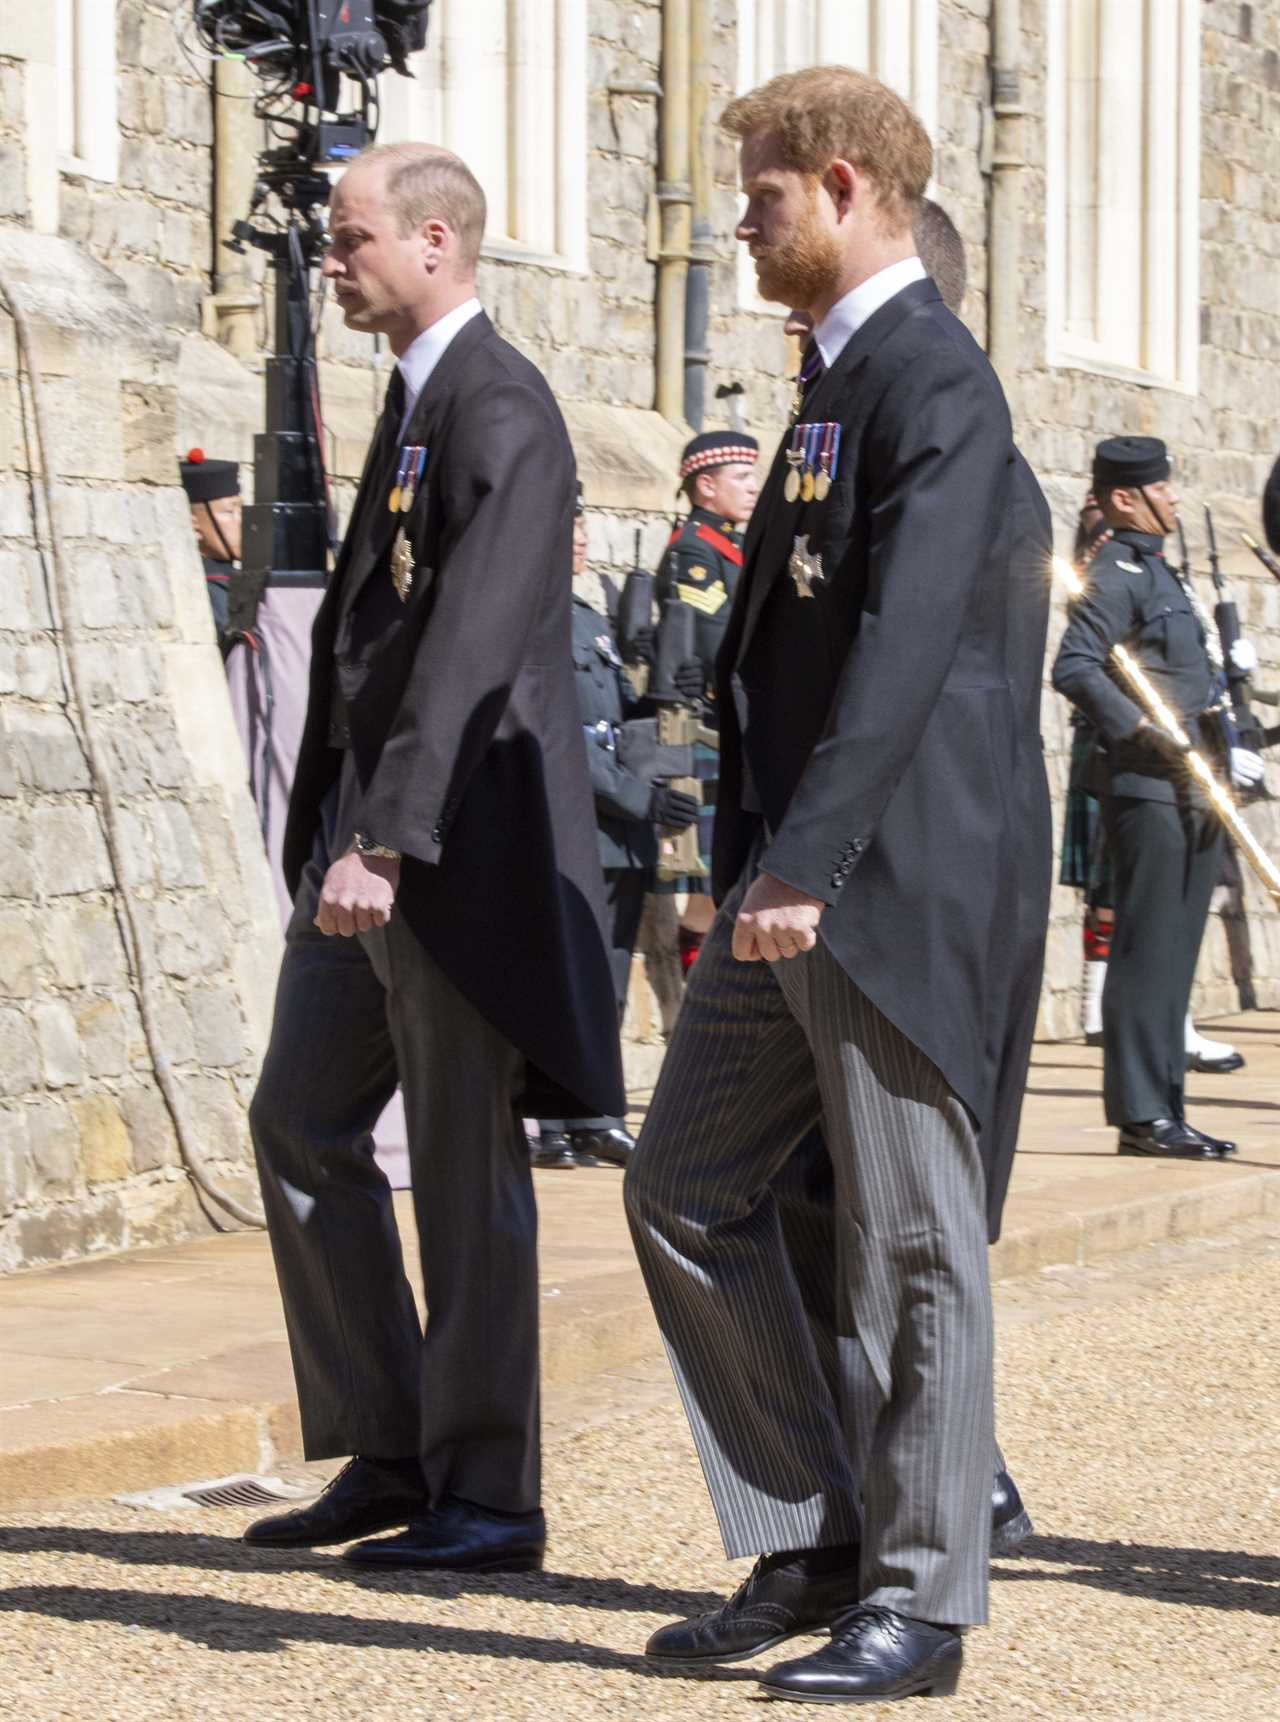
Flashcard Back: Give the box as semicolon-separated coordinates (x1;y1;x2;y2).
680;431;759;480
1262;452;1280;554
179;448;240;505
1091;436;1170;491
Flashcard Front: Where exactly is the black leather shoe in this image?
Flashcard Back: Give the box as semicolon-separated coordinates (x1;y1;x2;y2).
1117;1118;1237;1159
243;1456;425;1548
1186;1050;1246;1074
991;1469;1033;1556
1180;1121;1238;1157
645;1550;861;1667
342;1494;546;1572
570;1127;635;1167
532;1132;577;1169
759;1605;962;1703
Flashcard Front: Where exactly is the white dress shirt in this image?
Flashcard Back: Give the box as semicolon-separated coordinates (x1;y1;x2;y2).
395;296;483;436
811;256;928;370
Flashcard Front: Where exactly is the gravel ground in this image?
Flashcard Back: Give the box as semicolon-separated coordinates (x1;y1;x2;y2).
0;1224;1276;1722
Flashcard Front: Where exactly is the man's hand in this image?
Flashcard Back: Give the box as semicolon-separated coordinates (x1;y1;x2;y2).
315;849;400;936
733;872;824;963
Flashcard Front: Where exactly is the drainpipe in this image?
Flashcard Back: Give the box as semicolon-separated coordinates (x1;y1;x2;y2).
987;0;1026;389
209;55;261;360
683;0;712;430
656;0;692;425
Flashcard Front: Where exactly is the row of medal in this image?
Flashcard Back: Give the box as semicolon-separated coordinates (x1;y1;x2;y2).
389;443;427;601
784;421;842;504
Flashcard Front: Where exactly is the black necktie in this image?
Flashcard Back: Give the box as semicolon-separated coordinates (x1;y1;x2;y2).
377;366;407;465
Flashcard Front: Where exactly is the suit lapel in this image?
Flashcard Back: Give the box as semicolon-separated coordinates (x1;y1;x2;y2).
338;310;496;616
733;279;942;661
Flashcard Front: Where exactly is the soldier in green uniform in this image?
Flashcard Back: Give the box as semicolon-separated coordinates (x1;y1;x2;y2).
1053;437;1260;1158
655;430;759;967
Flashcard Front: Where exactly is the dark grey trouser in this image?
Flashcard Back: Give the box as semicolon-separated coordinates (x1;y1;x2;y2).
1101;795;1222;1126
625;879;994;1627
250;792;540;1514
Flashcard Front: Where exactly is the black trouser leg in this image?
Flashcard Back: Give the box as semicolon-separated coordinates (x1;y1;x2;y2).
250;858;419;1461
1101;796;1222;1126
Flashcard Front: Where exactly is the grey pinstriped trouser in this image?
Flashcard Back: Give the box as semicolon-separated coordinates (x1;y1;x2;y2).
624;881;994;1626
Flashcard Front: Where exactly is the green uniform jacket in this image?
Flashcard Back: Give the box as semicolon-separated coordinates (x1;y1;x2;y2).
1052;528;1218;804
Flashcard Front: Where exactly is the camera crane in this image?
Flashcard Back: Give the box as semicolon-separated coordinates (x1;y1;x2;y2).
190;1;432;630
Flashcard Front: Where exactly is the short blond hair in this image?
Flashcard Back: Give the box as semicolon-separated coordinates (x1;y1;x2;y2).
355;141;486;270
722;66;931;233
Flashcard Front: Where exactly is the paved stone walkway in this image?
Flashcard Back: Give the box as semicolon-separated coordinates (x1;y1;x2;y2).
1;1017;1278;1506
0;1213;1276;1721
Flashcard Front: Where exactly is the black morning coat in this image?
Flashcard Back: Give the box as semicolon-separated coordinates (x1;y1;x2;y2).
283;311;625;1122
713;277;1053;1241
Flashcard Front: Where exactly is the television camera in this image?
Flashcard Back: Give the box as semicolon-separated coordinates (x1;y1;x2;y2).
190;1;432;622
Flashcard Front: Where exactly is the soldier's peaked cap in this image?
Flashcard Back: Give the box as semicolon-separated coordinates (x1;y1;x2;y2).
1091;436;1170;491
179;448;240;505
680;430;758;479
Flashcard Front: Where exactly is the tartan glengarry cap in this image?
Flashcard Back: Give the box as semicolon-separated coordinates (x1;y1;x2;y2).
680;430;759;480
179;448;240;505
1091;436;1171;491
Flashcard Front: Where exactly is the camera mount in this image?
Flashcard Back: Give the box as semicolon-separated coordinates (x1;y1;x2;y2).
192;1;432;626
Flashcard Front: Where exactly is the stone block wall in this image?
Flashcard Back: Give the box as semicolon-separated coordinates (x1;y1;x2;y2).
0;231;280;1271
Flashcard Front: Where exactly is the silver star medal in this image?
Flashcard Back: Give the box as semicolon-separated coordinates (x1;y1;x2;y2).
391;528;414;601
788;533;825;598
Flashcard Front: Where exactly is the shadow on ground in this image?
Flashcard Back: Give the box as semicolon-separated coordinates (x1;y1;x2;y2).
0;1524;723;1619
994;1535;1280;1616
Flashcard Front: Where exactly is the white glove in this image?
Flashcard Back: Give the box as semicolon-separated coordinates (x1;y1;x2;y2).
1230;746;1265;789
1229;638;1258;676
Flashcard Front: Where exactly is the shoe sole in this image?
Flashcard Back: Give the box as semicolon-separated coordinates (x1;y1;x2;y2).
758;1659;962;1703
1117;1142;1235;1160
243;1509;417;1550
340;1550;545;1573
990;1507;1034;1557
646;1627;818;1669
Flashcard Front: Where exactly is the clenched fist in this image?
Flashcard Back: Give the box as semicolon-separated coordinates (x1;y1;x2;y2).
315;849;400;937
733;872;824;963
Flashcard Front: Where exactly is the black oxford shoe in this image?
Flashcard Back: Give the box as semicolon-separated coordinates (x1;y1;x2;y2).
991;1468;1033;1556
759;1605;962;1703
1118;1118;1237;1159
644;1550;862;1667
531;1132;577;1169
570;1127;635;1167
243;1456;426;1548
342;1494;546;1572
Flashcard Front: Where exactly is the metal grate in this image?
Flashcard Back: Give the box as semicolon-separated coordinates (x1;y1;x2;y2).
182;1477;301;1508
116;1473;315;1512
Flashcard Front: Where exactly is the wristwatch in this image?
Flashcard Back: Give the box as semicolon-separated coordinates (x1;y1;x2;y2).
352;830;402;861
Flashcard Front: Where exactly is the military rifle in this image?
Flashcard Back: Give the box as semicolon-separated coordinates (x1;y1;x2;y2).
1204;506;1268;771
614;534;707;878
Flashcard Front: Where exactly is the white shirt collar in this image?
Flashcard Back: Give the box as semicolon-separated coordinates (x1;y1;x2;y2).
396;297;483;433
812;257;928;369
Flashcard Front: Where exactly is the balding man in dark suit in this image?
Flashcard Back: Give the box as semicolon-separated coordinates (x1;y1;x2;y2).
243;142;622;1573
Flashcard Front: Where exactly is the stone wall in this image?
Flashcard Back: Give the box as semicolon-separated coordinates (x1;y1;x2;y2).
0;231;280;1271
